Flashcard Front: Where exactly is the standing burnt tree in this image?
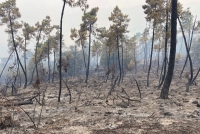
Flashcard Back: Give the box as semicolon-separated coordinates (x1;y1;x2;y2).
143;0;165;87
108;6;130;85
0;0;27;88
21;22;35;82
58;0;88;102
81;7;99;83
160;0;177;99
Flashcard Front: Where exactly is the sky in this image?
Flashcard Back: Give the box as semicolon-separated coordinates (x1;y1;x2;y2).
0;0;200;58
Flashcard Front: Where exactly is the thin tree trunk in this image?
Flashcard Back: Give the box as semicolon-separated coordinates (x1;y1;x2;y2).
105;47;110;82
134;47;137;74
24;38;27;80
85;24;92;83
178;16;193;85
29;65;36;85
58;0;66;102
158;7;169;89
52;49;56;83
156;40;161;77
12;56;19;94
117;32;122;85
0;51;14;79
159;59;165;85
29;59;40;85
35;29;42;79
16;57;21;87
160;0;177;99
192;68;200;84
18;66;21;87
82;45;87;68
47;39;50;83
147;27;155;87
9;12;27;89
112;49;115;66
97;51;99;77
13;56;19;86
17;58;21;87
143;42;147;71
179;16;196;78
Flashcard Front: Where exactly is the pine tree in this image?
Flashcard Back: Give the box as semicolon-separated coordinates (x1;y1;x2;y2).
0;0;27;88
108;6;130;85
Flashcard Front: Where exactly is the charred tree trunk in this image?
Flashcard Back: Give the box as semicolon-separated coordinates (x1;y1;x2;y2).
85;24;92;83
52;49;56;83
82;45;87;69
9;12;27;89
156;41;161;77
35;29;42;79
121;41;124;81
178;16;193;87
179;16;196;78
147;27;155;87
143;42;147;72
160;0;177;99
117;32;122;85
24;38;27;81
47;39;51;83
192;68;200;84
58;0;66;102
134;47;137;74
158;7;169;89
29;59;40;85
105;47;110;83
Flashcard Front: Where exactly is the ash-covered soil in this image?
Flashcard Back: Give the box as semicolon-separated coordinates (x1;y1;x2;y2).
1;69;200;134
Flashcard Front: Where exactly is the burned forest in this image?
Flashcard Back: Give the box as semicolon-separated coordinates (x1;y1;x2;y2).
1;0;200;133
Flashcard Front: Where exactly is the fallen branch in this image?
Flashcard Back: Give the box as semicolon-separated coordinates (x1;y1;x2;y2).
1;94;36;128
120;95;141;102
62;78;72;103
4;100;33;107
107;74;119;98
121;87;130;105
130;77;142;99
3;93;40;107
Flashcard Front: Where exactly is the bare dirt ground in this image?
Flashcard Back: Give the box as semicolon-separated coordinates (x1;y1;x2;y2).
1;68;200;134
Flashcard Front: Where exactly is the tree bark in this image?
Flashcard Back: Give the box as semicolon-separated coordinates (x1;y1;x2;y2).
58;0;66;102
134;47;137;74
24;38;27;81
117;31;122;85
35;29;42;79
192;68;200;84
160;0;177;99
52;49;56;83
158;7;169;89
156;40;161;77
9;12;27;89
105;47;110;82
143;41;147;71
121;41;124;81
178;16;193;85
82;45;87;68
85;24;92;83
29;59;40;85
147;27;155;87
179;16;196;78
47;39;51;83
